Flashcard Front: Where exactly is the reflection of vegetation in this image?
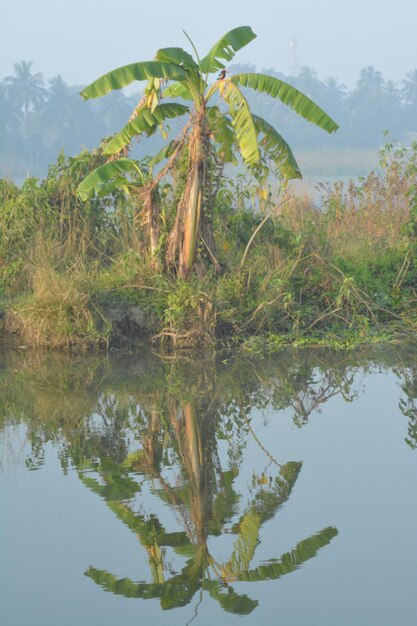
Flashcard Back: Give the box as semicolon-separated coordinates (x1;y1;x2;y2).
2;343;417;462
397;359;417;450
3;344;417;614
79;400;335;614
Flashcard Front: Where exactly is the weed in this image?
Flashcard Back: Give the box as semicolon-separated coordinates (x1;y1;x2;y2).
1;143;417;349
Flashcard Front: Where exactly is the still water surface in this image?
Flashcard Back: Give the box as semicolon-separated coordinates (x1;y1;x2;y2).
1;345;417;625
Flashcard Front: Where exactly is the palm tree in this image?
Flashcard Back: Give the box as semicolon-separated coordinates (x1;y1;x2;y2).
383;79;400;99
98;90;138;132
294;66;323;99
39;76;74;149
78;26;338;276
0;82;21;163
323;76;347;101
402;69;417;108
4;61;47;136
355;65;384;92
382;80;403;130
0;82;20;131
44;75;73;118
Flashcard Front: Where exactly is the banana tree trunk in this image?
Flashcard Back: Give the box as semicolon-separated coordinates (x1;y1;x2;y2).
178;115;207;277
139;187;161;271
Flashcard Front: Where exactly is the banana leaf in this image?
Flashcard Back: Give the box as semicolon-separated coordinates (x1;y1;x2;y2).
200;27;257;74
103;102;189;155
220;82;260;165
77;158;144;200
81;62;187;99
231;73;339;134
253;114;302;180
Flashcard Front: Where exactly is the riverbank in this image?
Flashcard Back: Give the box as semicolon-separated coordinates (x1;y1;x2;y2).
1;142;416;352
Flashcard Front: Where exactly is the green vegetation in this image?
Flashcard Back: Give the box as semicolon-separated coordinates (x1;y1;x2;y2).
0;28;416;350
2;60;417;181
1;346;360;611
3;342;417;612
78;26;337;277
0;139;417;349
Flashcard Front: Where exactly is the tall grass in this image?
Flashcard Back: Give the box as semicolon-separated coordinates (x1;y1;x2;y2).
1;142;417;349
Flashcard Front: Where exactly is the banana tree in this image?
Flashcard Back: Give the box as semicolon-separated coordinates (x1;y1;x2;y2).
78;26;338;276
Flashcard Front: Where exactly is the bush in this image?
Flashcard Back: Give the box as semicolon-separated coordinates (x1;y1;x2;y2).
2;142;417;349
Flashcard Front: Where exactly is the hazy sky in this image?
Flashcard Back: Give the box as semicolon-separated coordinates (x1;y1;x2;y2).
1;0;416;88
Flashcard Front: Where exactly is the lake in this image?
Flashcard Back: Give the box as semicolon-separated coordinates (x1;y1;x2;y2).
1;344;417;625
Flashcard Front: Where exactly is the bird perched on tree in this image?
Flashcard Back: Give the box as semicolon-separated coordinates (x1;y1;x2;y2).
218;69;227;80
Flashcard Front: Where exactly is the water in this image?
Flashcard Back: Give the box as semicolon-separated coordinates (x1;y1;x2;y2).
1;345;417;625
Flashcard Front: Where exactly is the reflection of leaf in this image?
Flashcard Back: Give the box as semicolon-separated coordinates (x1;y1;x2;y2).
107;501;188;548
204;580;258;615
85;565;200;609
173;544;197;557
225;511;261;578
231;461;302;536
147;542;164;584
79;468;139;501
209;469;240;534
237;526;338;582
223;461;303;578
253;461;302;524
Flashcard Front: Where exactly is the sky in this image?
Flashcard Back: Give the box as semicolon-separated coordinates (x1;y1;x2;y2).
1;0;416;89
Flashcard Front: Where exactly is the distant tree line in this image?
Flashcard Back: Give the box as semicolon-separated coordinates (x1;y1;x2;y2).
1;60;417;179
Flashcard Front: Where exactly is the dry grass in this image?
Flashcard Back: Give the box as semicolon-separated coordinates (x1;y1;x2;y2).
8;259;110;349
2;143;417;349
280;160;412;261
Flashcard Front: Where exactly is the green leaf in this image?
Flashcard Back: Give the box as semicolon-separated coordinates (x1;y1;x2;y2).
155;49;203;102
103;103;189;155
253;115;302;180
148;140;180;167
162;81;193;101
200;26;257;74
77;158;144;200
230;73;339;134
156;47;198;68
80;62;187;100
205;106;236;163
220;81;260;165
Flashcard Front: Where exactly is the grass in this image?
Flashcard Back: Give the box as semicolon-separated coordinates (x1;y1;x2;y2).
10;262;110;349
1;142;417;350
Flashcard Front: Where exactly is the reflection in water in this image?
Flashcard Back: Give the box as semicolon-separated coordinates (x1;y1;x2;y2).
1;344;417;618
80;398;335;614
397;363;417;450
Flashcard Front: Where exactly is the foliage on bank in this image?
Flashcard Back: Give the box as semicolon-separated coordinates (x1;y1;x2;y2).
0;140;417;350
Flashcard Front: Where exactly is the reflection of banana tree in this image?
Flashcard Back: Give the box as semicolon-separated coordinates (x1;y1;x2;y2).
80;400;337;616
